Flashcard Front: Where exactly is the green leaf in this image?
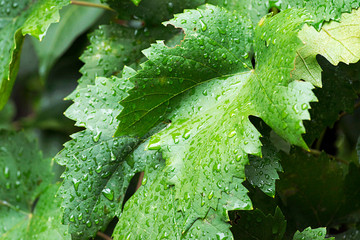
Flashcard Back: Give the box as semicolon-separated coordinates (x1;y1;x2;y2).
246;137;283;197
304;57;360;145
293;227;334;240
231;207;287;240
104;0;206;25
56;68;164;239
72;23;177;97
281;0;360;30
1;184;70;240
294;8;360;87
0;131;52;211
0;131;68;239
115;5;316;237
32;0;104;78
0;0;70;109
277;148;360;232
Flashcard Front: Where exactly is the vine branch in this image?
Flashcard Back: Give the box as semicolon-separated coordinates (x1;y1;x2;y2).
308;148;349;165
71;1;116;12
96;231;112;240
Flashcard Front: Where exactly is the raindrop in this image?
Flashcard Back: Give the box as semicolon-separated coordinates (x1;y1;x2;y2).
200;20;207;31
102;188;114;201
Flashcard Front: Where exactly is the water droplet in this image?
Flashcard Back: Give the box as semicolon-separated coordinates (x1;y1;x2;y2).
92;130;102;142
69;215;75;222
4;167;9;179
200;20;207;31
228;130;236;138
208;190;214;200
301;103;308;110
72;178;81;191
102;188;114;201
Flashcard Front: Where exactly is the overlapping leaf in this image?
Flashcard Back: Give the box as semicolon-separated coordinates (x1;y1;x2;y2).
56;68;165;239
0;131;68;239
294;8;360;87
293;227;334;240
0;0;69;109
114;5;317;238
73;23;177;96
231;207;287;240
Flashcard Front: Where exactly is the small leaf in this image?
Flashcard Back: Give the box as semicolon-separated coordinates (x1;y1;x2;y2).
0;0;69;109
293;227;334;240
293;8;360;87
231;207;287;240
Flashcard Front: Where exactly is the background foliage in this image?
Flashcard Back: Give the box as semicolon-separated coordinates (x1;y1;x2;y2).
1;0;360;239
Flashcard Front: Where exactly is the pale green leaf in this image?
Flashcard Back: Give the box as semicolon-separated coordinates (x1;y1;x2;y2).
294;8;360;87
0;0;69;109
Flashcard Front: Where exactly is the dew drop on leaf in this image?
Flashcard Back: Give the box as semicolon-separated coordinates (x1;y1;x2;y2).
102;188;114;201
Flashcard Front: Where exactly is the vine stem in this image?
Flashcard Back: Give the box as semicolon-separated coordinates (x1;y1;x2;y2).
308;148;349;165
71;0;116;12
96;231;113;240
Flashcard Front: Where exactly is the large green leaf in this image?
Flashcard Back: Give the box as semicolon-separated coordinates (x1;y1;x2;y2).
0;131;68;239
0;0;69;109
114;5;317;237
32;0;104;78
56;68;164;239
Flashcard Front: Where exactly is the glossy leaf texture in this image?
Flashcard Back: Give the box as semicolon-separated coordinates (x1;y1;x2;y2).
114;5;318;238
56;68;164;239
293;227;334;240
0;131;69;239
32;0;104;78
71;23;178;98
294;8;360;87
0;0;69;109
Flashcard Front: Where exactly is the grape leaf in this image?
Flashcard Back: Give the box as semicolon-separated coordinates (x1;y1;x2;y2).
115;5;317;237
293;227;334;240
0;0;69;109
113;159;249;239
104;0;206;25
281;0;360;30
304;57;360;145
293;8;360;87
1;184;70;240
0;131;68;239
71;23;177;97
32;0;104;78
277;148;360;233
246;137;282;197
56;68;165;239
231;207;286;240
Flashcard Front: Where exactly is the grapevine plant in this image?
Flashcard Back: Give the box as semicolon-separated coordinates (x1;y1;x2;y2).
2;0;360;239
